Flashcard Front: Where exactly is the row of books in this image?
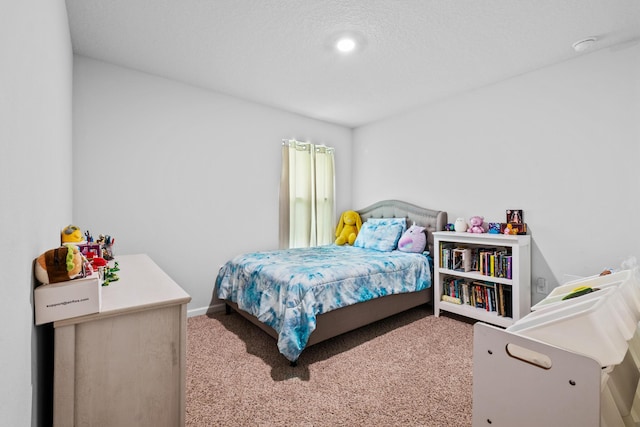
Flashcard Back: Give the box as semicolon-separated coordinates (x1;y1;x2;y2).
440;276;513;318
479;250;512;279
439;243;513;279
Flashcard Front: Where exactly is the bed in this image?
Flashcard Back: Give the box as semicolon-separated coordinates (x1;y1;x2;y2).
215;200;447;364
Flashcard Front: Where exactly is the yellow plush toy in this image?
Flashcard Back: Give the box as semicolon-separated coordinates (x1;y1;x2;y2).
335;210;362;245
61;224;85;244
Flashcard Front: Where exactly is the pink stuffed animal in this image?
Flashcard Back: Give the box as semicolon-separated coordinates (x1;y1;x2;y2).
467;216;485;233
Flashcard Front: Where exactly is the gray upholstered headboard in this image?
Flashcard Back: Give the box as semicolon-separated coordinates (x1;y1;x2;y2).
356;199;448;256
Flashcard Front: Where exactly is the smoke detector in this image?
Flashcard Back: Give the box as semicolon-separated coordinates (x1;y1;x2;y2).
572;37;597;52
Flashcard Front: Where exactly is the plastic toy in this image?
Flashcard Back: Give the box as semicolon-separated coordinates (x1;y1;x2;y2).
397;224;427;253
103;261;120;286
467;216;485;233
562;286;597;300
488;222;501;234
335;210;362;245
98;234;115;260
61;224;85;244
34;244;84;284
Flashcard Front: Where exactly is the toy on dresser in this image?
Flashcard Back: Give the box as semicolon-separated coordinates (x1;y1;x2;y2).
467;216;485;233
97;234;115;260
453;218;468;232
34;244;85;284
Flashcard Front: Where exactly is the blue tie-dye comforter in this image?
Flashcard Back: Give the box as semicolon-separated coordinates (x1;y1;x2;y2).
215;244;432;362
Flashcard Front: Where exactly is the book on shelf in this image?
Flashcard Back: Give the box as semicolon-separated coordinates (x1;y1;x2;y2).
439;242;456;269
461;282;470;305
504;256;512;279
441;294;462;304
489;284;497;312
502;285;513;318
473;281;485;309
497;282;504;316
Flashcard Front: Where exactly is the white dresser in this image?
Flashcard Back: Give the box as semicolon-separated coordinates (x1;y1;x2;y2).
52;254;191;427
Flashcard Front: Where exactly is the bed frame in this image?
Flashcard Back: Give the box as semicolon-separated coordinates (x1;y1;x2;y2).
224;199;448;363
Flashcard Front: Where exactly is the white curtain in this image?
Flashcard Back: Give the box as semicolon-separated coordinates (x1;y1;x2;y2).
279;139;335;249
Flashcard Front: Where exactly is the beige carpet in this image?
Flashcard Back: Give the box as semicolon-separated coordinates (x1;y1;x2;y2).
186;305;474;426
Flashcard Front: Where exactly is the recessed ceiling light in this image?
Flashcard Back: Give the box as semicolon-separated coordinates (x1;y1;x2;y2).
336;37;357;53
328;32;365;55
572;37;597;53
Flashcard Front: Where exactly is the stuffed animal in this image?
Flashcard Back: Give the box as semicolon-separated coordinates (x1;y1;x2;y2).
454;218;468;232
61;224;85;244
335;210;362;245
34;244;84;284
398;224;427;253
467;216;485;233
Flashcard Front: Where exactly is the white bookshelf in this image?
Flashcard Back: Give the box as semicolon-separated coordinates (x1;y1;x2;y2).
433;231;531;327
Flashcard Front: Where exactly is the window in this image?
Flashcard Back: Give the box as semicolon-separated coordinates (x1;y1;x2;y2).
279;140;335;248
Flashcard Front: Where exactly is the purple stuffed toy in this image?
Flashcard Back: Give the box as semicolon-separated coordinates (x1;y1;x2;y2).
467;216;485;233
398;224;427;253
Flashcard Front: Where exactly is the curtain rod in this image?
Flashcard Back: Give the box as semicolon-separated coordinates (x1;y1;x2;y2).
281;139;334;152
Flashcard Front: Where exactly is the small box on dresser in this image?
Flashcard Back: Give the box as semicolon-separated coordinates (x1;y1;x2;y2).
34;275;101;325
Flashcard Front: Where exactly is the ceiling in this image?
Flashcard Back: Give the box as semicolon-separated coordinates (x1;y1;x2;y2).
65;0;640;128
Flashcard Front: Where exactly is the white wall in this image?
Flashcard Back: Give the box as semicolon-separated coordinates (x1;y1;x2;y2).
0;1;72;425
71;56;353;315
353;42;640;303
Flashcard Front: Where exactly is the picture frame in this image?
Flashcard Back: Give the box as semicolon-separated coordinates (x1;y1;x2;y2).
506;209;523;224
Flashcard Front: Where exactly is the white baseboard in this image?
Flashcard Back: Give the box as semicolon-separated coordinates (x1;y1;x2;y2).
187;302;226;317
